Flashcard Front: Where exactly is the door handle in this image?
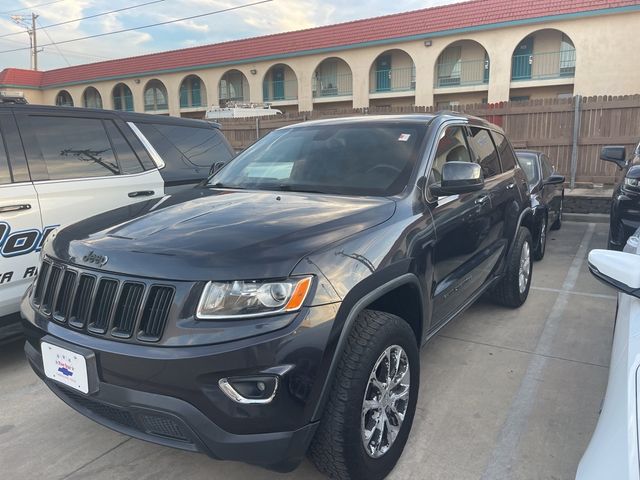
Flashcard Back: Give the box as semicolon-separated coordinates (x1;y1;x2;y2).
0;203;31;213
475;195;490;205
506;183;515;190
128;190;155;198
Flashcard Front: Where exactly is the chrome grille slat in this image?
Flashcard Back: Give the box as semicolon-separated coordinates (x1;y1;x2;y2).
34;259;175;343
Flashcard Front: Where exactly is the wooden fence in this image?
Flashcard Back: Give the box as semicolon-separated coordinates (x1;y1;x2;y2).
216;95;640;185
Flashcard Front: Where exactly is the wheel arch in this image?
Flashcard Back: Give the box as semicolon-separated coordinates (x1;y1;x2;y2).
310;273;424;421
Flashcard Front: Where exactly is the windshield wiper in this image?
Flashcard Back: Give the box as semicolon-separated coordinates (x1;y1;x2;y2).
276;184;326;194
208;182;246;190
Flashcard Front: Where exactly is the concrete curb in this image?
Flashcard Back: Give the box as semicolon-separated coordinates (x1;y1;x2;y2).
563;213;609;224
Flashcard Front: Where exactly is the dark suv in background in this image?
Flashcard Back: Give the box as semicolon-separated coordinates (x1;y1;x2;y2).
601;142;640;250
21;114;534;479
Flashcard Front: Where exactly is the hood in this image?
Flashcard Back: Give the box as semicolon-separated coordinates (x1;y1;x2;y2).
49;188;396;281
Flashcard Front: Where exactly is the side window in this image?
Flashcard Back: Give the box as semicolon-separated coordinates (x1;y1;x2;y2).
135;123;232;169
430;126;472;182
541;155;554;179
0;127;11;184
30;116;119;180
467;127;501;179
103;121;144;175
492;131;518;171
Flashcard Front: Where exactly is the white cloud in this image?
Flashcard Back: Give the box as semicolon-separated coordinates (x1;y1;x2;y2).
0;0;464;70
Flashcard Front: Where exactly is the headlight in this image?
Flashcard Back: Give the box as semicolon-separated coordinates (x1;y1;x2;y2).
196;276;312;319
625;176;639;188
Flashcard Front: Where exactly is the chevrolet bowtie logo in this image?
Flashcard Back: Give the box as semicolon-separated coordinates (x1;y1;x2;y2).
82;251;109;267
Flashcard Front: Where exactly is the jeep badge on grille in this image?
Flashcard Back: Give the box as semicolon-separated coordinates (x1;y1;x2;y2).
82;251;109;267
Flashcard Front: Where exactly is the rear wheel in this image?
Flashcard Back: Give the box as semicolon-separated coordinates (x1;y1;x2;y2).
491;227;533;308
308;310;419;480
532;214;547;261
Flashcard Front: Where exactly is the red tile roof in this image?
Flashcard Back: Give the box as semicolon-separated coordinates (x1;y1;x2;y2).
1;0;638;88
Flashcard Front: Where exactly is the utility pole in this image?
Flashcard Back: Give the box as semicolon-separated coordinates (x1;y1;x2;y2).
10;13;39;71
32;13;38;71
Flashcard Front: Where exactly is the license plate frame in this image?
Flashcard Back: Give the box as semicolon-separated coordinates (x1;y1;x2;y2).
41;337;99;394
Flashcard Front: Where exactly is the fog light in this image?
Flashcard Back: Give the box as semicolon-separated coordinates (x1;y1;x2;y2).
219;376;279;404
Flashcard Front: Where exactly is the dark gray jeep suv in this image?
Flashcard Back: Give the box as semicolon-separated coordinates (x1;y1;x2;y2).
21;113;533;479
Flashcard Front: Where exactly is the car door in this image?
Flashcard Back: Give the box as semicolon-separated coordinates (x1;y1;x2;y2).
0;109;44;319
427;125;495;328
15;110;164;232
540;154;561;222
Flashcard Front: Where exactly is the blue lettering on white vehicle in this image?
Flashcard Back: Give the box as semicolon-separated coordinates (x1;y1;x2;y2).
0;222;58;258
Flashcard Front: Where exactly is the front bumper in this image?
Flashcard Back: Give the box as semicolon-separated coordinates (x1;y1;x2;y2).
21;298;340;471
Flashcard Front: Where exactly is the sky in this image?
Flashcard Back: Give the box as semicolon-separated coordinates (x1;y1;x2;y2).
0;0;463;71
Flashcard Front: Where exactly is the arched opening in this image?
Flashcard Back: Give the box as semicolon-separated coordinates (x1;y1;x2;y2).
112;83;134;111
55;90;73;107
219;70;249;106
82;87;102;109
511;29;576;82
369;49;415;93
312;57;352;99
179;75;207;109
144;79;169;112
263;64;298;102
435;40;490;89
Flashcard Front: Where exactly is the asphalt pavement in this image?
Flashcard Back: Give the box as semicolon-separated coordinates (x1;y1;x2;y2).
0;222;615;480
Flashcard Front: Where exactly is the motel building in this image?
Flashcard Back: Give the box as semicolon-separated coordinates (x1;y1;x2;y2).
1;0;639;118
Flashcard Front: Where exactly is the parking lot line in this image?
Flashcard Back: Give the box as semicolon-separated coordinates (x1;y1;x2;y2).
480;223;596;480
531;286;616;300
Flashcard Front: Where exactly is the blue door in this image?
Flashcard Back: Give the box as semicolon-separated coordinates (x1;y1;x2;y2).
512;37;533;80
273;67;285;101
376;55;391;92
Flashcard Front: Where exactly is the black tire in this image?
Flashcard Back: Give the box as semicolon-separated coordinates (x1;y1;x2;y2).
532;214;547;261
308;310;419;480
550;193;563;231
491;226;533;308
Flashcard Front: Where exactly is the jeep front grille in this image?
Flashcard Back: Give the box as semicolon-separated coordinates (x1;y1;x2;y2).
34;259;175;342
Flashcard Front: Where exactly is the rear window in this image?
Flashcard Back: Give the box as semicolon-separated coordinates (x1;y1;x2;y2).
515;152;540;186
0;126;11;184
30;116;119;180
492;132;518;171
135;123;232;169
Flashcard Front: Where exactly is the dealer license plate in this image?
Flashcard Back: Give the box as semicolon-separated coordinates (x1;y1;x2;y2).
41;341;89;394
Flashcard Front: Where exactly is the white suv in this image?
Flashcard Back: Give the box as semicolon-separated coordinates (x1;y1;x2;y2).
0;103;233;339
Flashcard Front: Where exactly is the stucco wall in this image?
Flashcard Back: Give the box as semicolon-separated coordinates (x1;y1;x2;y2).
26;9;640;114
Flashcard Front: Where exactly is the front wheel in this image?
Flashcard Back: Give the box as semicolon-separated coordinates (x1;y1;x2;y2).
308;310;419;480
491;227;533;308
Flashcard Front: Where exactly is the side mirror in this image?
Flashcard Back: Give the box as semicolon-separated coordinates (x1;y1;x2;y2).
544;174;565;185
210;161;227;176
429;162;484;197
600;146;627;170
588;249;640;298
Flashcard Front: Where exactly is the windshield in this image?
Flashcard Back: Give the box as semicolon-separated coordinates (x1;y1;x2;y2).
208;123;427;196
515;152;540;188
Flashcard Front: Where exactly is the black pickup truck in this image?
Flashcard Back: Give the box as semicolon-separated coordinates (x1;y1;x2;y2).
21;113;533;479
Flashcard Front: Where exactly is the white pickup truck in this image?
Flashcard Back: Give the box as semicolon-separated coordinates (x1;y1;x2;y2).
0;102;234;339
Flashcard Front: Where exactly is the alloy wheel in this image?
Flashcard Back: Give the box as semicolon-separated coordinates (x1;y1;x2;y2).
518;241;531;294
361;345;410;459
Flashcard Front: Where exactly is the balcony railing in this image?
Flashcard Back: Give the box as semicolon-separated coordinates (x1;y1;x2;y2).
312;73;353;98
263;80;298;102
370;67;416;93
435;58;489;88
511;50;576;81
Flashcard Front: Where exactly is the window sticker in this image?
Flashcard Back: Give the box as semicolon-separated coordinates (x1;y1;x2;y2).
398;133;411;142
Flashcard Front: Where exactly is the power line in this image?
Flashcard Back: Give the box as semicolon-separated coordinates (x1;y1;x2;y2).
0;36;112;61
0;0;67;15
0;0;274;54
37;18;70;66
0;0;167;39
